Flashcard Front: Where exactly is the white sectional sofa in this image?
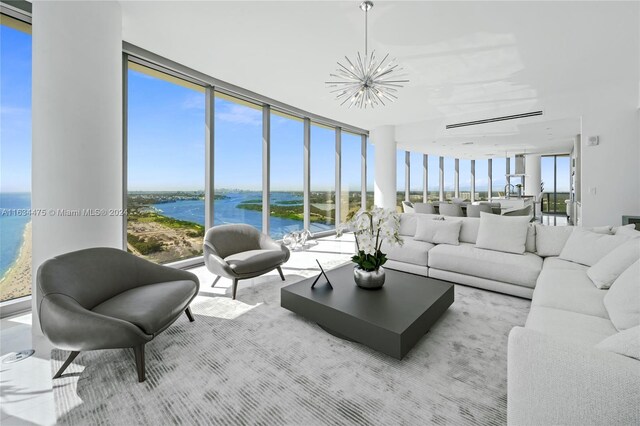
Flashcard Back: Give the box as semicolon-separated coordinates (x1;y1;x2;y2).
382;213;640;425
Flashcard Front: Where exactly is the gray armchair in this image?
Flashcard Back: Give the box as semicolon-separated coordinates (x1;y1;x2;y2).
204;224;290;299
37;247;199;383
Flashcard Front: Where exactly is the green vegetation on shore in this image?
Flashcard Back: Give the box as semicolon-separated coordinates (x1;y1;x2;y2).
236;202;335;225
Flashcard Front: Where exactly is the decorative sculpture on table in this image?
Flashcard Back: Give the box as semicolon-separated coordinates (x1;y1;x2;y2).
336;207;403;289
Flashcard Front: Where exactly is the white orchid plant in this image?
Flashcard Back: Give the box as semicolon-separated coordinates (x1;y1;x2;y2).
336;207;403;272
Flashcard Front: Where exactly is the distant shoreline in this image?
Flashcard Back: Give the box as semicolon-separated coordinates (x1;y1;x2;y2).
0;221;32;301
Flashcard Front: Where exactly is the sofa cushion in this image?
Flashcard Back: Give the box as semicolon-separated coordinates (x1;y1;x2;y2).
542;256;589;271
476;212;530;254
459;217;480;244
92;280;197;335
399;213;418;236
596;326;640;361
383;237;434;266
533;268;608;318
587;239;640;289
604;260;640;331
225;249;287;275
614;226;640;237
559;228;630;266
414;216;462;245
428;242;543;288
534;224;574;257
525;306;618;346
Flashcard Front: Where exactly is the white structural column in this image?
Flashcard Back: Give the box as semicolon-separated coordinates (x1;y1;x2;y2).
471;160;476;202
439;156;445;201
454;158;460;198
524;155;541;196
371;126;397;209
32;1;123;332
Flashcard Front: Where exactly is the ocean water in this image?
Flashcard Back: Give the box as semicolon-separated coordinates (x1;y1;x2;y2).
154;191;332;239
0;193;31;277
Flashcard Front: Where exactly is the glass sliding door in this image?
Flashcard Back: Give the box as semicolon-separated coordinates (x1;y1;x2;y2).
340;131;362;222
541;154;570;214
0;14;32;302
213;93;263;229
269;110;304;239
310;123;335;233
409;152;424;203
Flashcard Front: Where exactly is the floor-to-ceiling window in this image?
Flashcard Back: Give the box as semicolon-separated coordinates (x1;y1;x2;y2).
396;150;406;209
427;155;439;201
127;63;205;264
0;13;32;303
340;131;362;222
214;93;263;230
459;159;471;201
443;157;455;201
310;123;335;232
409;152;424;203
269;110;304;239
475;160;489;200
492;157;507;197
541;154;570;214
366;140;375;209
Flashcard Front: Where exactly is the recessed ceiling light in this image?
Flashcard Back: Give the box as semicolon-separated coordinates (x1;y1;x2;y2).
462;142;474;145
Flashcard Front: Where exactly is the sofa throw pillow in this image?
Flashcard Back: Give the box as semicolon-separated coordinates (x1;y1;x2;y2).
595;326;640;361
459;217;480;244
399;213;418;236
534;224;574;257
525;223;536;253
559;228;630;266
475;212;529;254
414;217;462;245
604;260;640;331
587;239;640;289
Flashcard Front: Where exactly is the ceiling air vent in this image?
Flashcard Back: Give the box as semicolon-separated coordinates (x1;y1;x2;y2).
446;111;543;129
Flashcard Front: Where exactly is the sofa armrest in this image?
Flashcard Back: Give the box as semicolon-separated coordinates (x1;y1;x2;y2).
507;326;640;426
39;294;152;351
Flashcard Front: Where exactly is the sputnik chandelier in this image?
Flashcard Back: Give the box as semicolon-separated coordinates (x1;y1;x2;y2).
326;1;409;109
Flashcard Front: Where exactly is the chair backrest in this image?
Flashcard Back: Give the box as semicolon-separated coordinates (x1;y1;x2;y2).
401;201;415;213
466;204;493;217
205;223;263;258
502;205;533;217
451;197;465;205
439;203;464;217
414;202;435;214
37;247;147;309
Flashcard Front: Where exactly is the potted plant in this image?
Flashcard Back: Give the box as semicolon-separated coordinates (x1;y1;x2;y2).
336;207;403;289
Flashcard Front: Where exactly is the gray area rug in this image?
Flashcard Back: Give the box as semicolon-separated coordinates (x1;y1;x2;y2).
51;267;530;425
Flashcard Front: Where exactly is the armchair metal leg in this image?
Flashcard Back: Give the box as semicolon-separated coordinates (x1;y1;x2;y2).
211;276;221;288
53;351;80;379
133;344;145;383
277;266;285;281
232;278;239;300
185;306;195;322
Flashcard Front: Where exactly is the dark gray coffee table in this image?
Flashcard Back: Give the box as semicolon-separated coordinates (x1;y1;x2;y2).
281;264;454;359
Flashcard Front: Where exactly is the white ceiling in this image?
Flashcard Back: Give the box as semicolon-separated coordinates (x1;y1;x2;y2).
120;1;639;158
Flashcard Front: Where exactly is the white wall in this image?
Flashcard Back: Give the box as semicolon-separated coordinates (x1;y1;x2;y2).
579;80;640;227
32;1;123;332
371;126;397;209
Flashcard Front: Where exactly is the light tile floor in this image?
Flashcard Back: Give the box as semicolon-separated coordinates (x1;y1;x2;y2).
0;235;355;425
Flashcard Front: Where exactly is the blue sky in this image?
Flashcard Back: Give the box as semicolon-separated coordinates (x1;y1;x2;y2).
1;21;568;195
